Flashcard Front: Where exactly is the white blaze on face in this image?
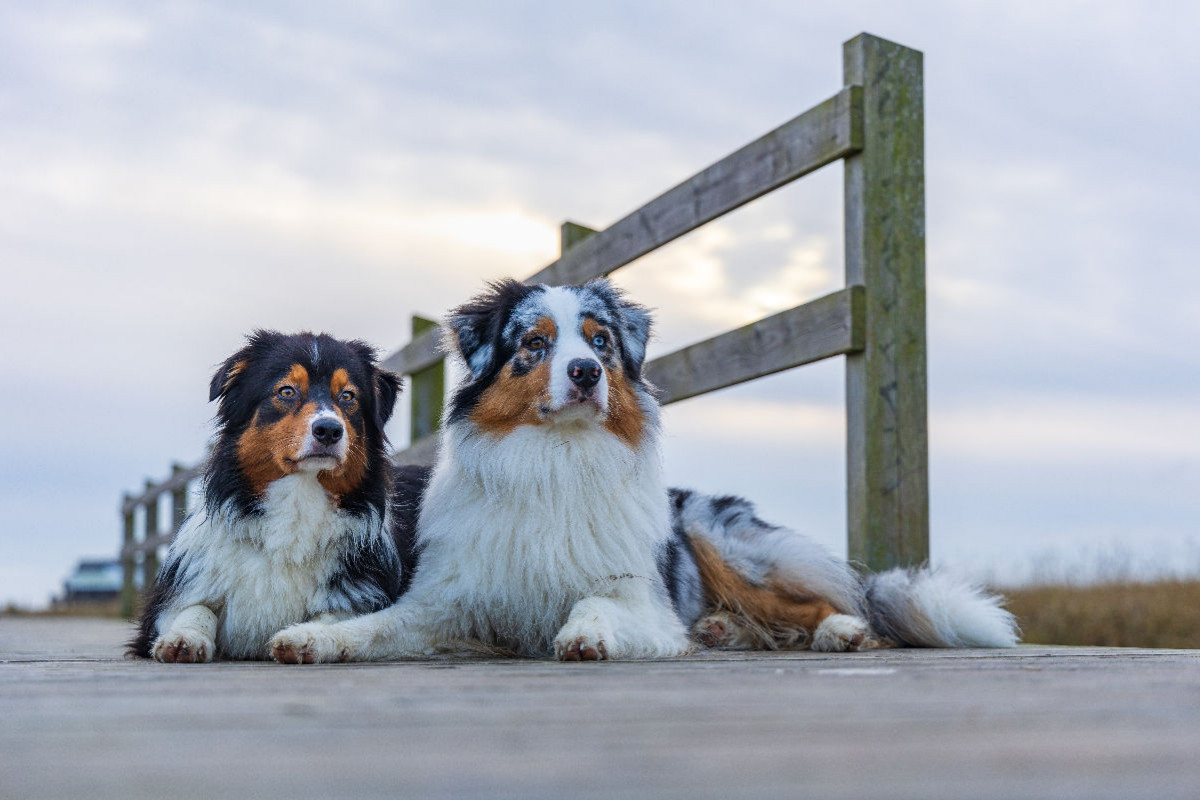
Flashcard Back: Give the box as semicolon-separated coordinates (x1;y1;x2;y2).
541;287;608;413
296;405;348;468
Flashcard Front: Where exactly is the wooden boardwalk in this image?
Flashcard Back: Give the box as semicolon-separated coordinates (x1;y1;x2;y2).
2;616;1198;799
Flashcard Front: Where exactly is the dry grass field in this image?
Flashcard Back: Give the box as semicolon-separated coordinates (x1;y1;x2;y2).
1002;579;1200;648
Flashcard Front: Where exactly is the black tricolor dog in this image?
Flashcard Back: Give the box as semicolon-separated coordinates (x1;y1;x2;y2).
129;331;426;661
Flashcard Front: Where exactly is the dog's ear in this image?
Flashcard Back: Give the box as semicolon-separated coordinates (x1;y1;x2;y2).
209;355;247;402
209;330;285;403
588;279;652;380
372;368;402;432
445;279;536;380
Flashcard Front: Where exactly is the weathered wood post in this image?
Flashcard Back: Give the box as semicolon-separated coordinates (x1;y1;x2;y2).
408;316;445;443
170;463;188;537
119;496;136;618
560;221;597;256
142;480;160;590
842;33;929;571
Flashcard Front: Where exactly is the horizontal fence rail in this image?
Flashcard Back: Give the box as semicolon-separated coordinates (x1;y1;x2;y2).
120;32;928;613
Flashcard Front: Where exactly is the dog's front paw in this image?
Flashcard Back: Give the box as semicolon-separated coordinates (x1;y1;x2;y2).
556;635;609;661
812;614;872;652
152;632;214;663
269;622;348;664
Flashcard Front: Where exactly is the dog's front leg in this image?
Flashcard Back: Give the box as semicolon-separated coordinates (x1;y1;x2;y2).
269;601;442;664
152;604;218;663
554;594;690;661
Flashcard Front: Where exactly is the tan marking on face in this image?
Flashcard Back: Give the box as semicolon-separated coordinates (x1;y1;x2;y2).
525;316;557;349
689;536;840;649
330;368;351;397
470;359;552;435
602;362;645;449
581;318;605;341
235;404;315;496
283;364;309;396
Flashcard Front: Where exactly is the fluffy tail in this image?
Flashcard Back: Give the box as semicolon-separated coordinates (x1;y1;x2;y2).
864;568;1020;648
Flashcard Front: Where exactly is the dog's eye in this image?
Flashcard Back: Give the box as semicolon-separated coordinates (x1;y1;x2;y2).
526;336;545;350
277;386;297;399
591;333;607;349
338;389;356;403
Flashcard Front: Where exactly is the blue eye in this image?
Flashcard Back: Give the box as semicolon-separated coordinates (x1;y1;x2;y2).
591;333;607;348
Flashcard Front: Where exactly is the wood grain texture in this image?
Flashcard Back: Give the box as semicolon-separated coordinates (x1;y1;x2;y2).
843;34;929;572
560;220;597;254
121;463;204;515
408;316;445;442
646;286;865;405
4;617;1199;800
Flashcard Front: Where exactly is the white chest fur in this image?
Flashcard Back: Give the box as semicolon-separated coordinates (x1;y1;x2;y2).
159;473;375;659
413;422;671;654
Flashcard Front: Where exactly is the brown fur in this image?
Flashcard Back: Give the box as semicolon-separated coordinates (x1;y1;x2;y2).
470;359;552;436
689;535;840;649
603;365;646;450
234;363;366;499
235;404;312;496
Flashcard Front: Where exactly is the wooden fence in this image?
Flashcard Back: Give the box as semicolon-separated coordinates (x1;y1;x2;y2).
119;33;927;618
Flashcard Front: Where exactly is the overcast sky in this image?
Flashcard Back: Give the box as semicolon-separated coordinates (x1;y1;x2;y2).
2;1;1198;607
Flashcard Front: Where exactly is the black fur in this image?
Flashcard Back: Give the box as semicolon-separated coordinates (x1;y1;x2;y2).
127;332;428;659
445;279;542;424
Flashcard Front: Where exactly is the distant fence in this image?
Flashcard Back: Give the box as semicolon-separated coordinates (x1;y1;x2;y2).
119;33;927;617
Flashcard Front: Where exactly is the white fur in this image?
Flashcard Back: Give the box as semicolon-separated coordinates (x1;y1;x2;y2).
296;407;349;462
152;604;217;663
270;413;690;662
812;613;870;652
541;288;609;412
867;568;1020;648
153;471;387;660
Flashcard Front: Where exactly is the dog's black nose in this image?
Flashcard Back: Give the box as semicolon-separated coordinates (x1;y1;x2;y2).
567;358;602;390
312;418;344;444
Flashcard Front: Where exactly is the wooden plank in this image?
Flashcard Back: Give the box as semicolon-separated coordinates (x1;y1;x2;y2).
842;34;929;572
646;286;865;406
378;325;442;377
5;617;1200;800
377;90;862;380
560;221;597;254
408;316;445;442
121;463;204;515
528;86;862;287
120;534;172;559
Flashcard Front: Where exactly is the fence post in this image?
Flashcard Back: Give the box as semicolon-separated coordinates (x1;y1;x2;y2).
409;316;445;443
560;221;597;256
119;497;136;618
142;479;160;590
170;463;188;537
842;33;929;571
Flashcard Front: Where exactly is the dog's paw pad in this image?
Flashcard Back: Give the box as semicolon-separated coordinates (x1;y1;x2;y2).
556;636;608;662
694;615;731;648
152;633;213;663
270;640;315;664
812;614;872;653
